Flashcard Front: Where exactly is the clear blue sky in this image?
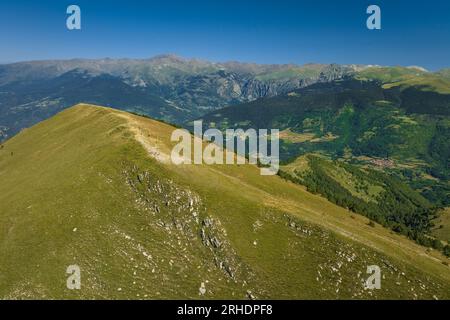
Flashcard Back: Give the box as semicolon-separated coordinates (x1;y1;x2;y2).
0;0;449;70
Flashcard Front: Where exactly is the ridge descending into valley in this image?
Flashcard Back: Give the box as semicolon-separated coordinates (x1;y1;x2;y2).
0;104;449;299
197;78;450;255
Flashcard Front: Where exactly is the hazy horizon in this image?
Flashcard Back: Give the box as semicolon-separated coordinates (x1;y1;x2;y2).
0;53;447;72
1;0;449;70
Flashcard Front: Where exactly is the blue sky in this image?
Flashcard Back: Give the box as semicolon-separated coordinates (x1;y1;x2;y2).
0;0;449;70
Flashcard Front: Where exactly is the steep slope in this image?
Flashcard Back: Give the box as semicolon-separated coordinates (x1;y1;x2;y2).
0;104;449;299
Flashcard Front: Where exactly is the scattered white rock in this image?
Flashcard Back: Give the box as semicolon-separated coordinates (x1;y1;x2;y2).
199;282;206;296
246;290;256;300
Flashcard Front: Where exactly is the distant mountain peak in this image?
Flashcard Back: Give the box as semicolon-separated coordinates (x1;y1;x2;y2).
406;65;428;72
148;53;187;63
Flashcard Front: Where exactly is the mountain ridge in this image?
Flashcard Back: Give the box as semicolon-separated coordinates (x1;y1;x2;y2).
0;103;449;299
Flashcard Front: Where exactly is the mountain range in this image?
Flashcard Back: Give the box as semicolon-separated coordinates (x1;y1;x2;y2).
1;54;438;141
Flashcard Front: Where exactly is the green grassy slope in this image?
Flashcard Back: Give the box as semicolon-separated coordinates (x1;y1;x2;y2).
0;104;449;299
279;155;446;251
432;208;450;243
356;66;450;94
